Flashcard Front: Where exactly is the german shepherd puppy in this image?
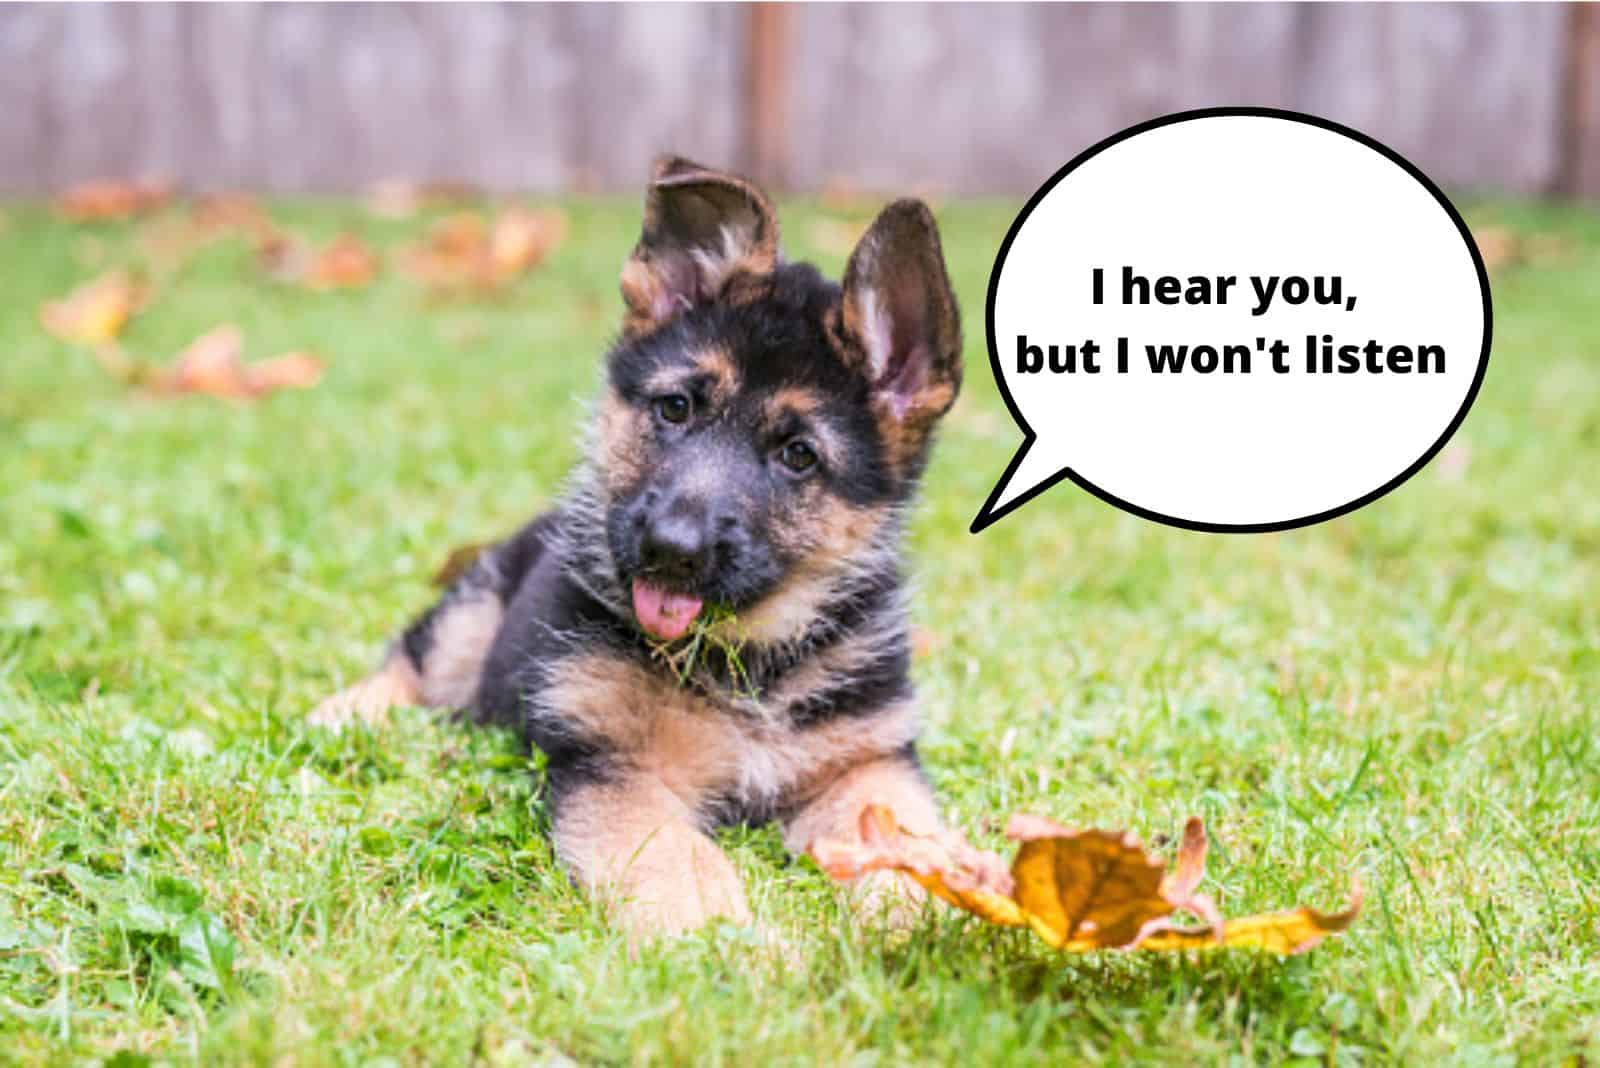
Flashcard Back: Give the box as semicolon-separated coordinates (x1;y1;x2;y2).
312;157;963;937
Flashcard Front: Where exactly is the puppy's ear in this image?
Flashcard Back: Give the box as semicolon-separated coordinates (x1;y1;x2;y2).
836;200;963;434
620;156;779;335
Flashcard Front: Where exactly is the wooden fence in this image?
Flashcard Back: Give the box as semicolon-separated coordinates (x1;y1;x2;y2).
1;2;1596;198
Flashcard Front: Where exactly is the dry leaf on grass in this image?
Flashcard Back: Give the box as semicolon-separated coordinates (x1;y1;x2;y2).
1471;225;1576;275
40;272;147;344
57;179;172;222
146;324;323;399
399;207;566;294
364;179;479;220
811;806;1025;926
811;805;1359;955
77;324;322;401
258;231;381;291
136;197;276;272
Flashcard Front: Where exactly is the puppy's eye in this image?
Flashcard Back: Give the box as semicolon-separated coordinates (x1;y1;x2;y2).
778;439;819;474
653;393;691;425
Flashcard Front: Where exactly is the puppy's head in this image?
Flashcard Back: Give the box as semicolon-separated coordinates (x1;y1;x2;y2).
598;157;961;644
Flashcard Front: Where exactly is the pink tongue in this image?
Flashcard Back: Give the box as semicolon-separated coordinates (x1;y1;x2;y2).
631;579;704;641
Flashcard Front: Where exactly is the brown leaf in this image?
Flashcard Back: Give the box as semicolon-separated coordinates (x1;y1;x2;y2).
490;206;566;276
1471;224;1576;275
1006;815;1173;950
399;207;566;294
148;324;323;400
810;805;1025;926
259;231;380;290
810;808;1359;956
190;193;274;239
40;272;146;345
160;324;248;396
307;233;381;290
365;179;478;220
57;180;172;222
241;351;325;395
136;198;274;272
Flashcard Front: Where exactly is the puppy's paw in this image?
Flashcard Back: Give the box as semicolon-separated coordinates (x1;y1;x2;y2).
614;869;754;942
847;869;928;931
308;657;420;730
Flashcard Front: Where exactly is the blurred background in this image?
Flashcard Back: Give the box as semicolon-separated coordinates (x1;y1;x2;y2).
1;1;1596;200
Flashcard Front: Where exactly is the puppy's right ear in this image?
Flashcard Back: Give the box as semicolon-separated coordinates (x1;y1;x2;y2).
619;156;780;336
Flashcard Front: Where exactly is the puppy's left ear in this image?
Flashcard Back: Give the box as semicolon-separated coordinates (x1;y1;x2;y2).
836;200;963;430
620;156;780;336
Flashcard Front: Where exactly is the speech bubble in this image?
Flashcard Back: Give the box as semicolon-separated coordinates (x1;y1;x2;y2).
971;107;1491;534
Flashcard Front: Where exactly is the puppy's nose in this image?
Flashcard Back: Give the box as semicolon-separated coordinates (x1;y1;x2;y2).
640;511;712;587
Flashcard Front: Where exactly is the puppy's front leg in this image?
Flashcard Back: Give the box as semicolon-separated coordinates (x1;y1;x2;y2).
784;752;941;924
554;768;751;938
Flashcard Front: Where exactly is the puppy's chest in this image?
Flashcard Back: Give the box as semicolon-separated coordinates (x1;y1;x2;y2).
539;650;915;816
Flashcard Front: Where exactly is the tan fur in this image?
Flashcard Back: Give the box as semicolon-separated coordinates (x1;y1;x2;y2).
555;772;751;937
597;389;649;497
639;346;739;407
416;592;503;707
309;650;421;730
544;651;927;934
542;654;918;813
782;755;941;924
710;567;837;645
764;386;824;421
784;756;940;853
873;383;958;473
770;491;884;562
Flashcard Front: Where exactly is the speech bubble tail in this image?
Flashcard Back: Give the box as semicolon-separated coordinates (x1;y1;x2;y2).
970;438;1074;534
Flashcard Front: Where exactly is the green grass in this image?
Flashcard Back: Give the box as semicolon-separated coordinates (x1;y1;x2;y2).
2;192;1598;1066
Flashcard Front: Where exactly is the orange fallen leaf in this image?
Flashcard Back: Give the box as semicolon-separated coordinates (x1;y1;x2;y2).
364;179;479;220
811;805;1024;926
811;806;1359;955
259;231;380;290
399;206;566;294
490;206;566;276
57;179;172;222
136;198;275;272
189;193;275;239
1471;224;1576;275
146;324;324;400
40;272;146;344
1006;814;1175;950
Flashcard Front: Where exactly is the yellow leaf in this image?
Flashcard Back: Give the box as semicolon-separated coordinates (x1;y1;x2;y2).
40;272;144;345
1133;884;1364;955
1006;815;1172;950
810;807;1360;956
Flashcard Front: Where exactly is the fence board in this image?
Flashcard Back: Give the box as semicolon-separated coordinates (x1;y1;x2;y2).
0;2;1582;196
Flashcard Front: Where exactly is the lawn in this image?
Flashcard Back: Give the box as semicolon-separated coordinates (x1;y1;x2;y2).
1;191;1598;1066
